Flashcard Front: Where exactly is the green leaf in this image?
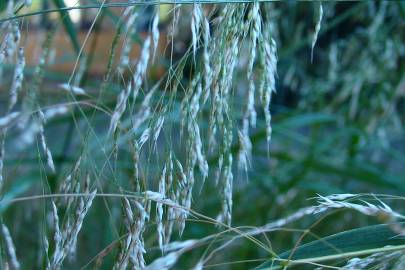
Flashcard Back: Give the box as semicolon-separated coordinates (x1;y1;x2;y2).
52;0;80;54
256;223;405;269
276;113;336;129
0;176;33;213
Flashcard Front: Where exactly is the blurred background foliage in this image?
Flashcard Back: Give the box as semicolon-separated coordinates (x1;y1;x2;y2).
0;1;404;269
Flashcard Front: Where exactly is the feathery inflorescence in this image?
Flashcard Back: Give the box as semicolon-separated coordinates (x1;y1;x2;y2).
0;2;286;268
2;1;403;269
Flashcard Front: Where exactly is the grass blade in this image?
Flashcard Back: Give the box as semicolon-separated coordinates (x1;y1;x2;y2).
256;223;405;269
52;0;80;54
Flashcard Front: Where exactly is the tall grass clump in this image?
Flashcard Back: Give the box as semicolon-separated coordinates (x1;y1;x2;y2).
0;1;404;269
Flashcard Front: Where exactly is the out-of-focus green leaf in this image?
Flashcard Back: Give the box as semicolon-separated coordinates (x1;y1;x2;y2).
52;0;80;54
0;177;33;213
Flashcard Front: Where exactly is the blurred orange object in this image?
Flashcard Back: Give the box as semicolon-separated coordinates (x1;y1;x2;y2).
24;29;167;77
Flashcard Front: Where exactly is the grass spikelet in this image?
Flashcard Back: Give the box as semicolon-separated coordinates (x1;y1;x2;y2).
38;111;55;172
132;37;151;101
214;154;223;186
137;127;151;149
167;4;181;42
176;159;187;191
145;240;196;270
245;2;261;128
43;105;69;120
180;74;200;133
1;223;20;270
156;163;167;252
166;153;174;196
181;75;209;186
68;189;96;263
202;18;212;104
50;201;63;270
109;37;151;135
193;121;209;183
132;86;156;131
144;191;175;207
58;83;87;96
18;28;55;129
0;112;20;130
152;9;160;62
164;153;175;244
153;116;165;145
217;120;234;226
190;80;202;119
237;130;251;172
316;195;405;231
311;2;323;63
113;199;133;270
109;85;130;135
160;152;174;245
175;159;189;236
3;21;21;60
217;153;233;226
165;190;177;245
14;106;67;154
128;200;148;268
130;140;141;192
43;236;50;269
118;9;138;72
239;4;261;170
207;4;245;151
9;47;25;110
